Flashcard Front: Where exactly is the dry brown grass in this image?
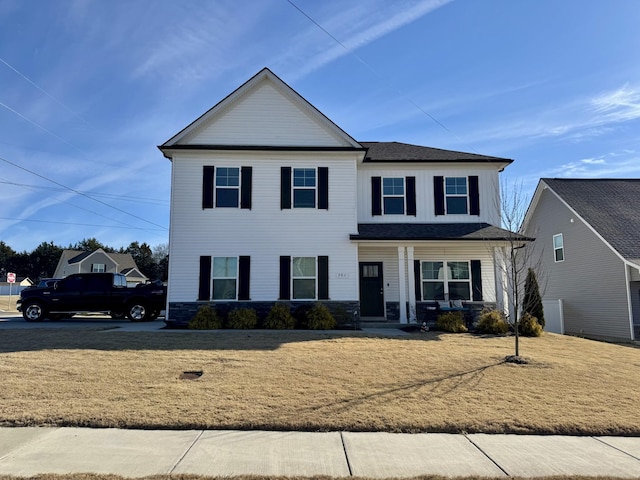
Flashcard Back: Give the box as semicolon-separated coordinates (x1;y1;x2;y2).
0;295;17;312
0;329;638;435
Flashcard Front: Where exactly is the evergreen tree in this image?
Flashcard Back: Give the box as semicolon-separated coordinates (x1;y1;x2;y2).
522;267;544;328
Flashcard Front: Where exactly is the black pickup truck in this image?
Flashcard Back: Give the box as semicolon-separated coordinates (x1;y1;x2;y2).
17;273;167;322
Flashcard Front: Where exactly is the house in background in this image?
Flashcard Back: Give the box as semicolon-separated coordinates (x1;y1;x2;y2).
521;178;640;342
53;249;148;286
159;68;526;326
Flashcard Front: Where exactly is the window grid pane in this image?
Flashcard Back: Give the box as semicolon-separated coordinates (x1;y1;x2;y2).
293;168;316;187
216;168;240;186
445;177;467;194
422;260;471;301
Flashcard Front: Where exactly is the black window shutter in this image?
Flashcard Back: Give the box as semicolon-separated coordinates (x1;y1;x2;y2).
469;176;479;216
318;256;329;300
202;166;215;209
238;256;250;300
371;177;382;216
241;167;252;210
434;176;444;215
198;256;212;300
414;260;422;301
318;167;329;210
471;260;483;301
281;167;291;209
279;256;291;300
406;176;416;216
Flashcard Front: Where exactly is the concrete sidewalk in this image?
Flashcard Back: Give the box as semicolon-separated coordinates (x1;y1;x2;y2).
0;428;639;478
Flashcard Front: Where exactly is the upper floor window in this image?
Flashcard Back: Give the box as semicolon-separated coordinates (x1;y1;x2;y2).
421;260;471;300
372;176;416;216
91;263;106;273
383;177;405;214
553;234;564;262
445;177;468;214
202;166;252;210
281;167;328;210
293;168;316;208
212;256;238;300
434;176;479;216
215;167;240;207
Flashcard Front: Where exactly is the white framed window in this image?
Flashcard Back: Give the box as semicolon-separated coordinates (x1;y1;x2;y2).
215;167;240;207
293;168;316;208
292;256;316;299
553;234;564;262
383;177;405;214
445;177;468;214
421;260;471;300
212;256;238;300
91;263;106;273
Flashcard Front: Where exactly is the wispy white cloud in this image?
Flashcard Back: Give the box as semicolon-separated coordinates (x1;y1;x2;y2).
546;151;640;178
279;0;453;81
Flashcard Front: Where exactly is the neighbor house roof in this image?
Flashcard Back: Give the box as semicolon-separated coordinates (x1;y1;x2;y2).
350;223;532;242
360;142;513;167
542;178;640;261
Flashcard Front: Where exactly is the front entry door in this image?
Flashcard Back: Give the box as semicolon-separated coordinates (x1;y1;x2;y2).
359;262;384;317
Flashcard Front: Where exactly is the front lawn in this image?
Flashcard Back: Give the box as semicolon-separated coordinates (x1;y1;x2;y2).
0;329;638;435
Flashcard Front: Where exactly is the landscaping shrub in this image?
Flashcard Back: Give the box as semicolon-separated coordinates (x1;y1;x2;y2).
476;309;509;335
264;302;295;329
188;305;222;330
436;311;467;333
226;307;258;329
305;302;337;330
519;312;543;337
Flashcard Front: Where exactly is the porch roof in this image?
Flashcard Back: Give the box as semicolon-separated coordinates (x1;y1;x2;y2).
350;223;532;242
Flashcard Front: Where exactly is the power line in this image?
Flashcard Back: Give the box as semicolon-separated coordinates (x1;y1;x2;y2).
0;155;168;230
0;56;93;128
0;179;169;206
0;216;166;231
286;0;477;152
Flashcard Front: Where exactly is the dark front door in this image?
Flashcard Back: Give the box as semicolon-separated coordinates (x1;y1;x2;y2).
359;262;384;317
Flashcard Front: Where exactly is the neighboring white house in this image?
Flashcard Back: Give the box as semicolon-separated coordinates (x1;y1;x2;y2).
159;68;524;327
54;249;148;286
521;178;640;342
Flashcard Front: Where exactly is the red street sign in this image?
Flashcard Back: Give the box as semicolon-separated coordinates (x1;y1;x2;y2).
7;272;16;283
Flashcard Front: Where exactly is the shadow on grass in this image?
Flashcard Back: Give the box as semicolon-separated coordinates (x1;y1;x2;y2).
0;327;450;353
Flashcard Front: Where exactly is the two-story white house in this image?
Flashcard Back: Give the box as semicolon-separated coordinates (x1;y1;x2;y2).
159;68;521;327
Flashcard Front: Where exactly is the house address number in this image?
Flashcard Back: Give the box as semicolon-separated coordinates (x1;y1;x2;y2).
335;272;349;279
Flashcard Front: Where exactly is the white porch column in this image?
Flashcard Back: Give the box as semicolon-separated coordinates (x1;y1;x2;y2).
397;246;407;323
494;246;508;315
407;246;416;323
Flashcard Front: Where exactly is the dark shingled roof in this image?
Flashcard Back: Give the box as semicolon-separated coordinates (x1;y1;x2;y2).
543;178;640;261
351;223;531;241
360;142;513;164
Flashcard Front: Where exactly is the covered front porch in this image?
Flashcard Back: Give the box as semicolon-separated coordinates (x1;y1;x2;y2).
351;223;527;326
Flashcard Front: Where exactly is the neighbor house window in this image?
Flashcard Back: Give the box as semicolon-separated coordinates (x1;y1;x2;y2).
91;263;106;273
553;234;564;262
445;177;468;214
212;256;238;300
292;256;316;299
215;167;240;207
383;177;405;214
421;261;471;300
293;168;316;208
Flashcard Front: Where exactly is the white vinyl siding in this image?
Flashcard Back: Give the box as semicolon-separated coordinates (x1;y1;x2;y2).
183;82;353;147
167;151;359;304
357;164;501;225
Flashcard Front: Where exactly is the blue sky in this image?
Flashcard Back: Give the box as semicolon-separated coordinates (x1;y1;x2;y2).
1;0;640;252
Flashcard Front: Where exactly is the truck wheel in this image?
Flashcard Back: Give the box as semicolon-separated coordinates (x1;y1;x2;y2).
127;302;149;322
23;302;47;322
